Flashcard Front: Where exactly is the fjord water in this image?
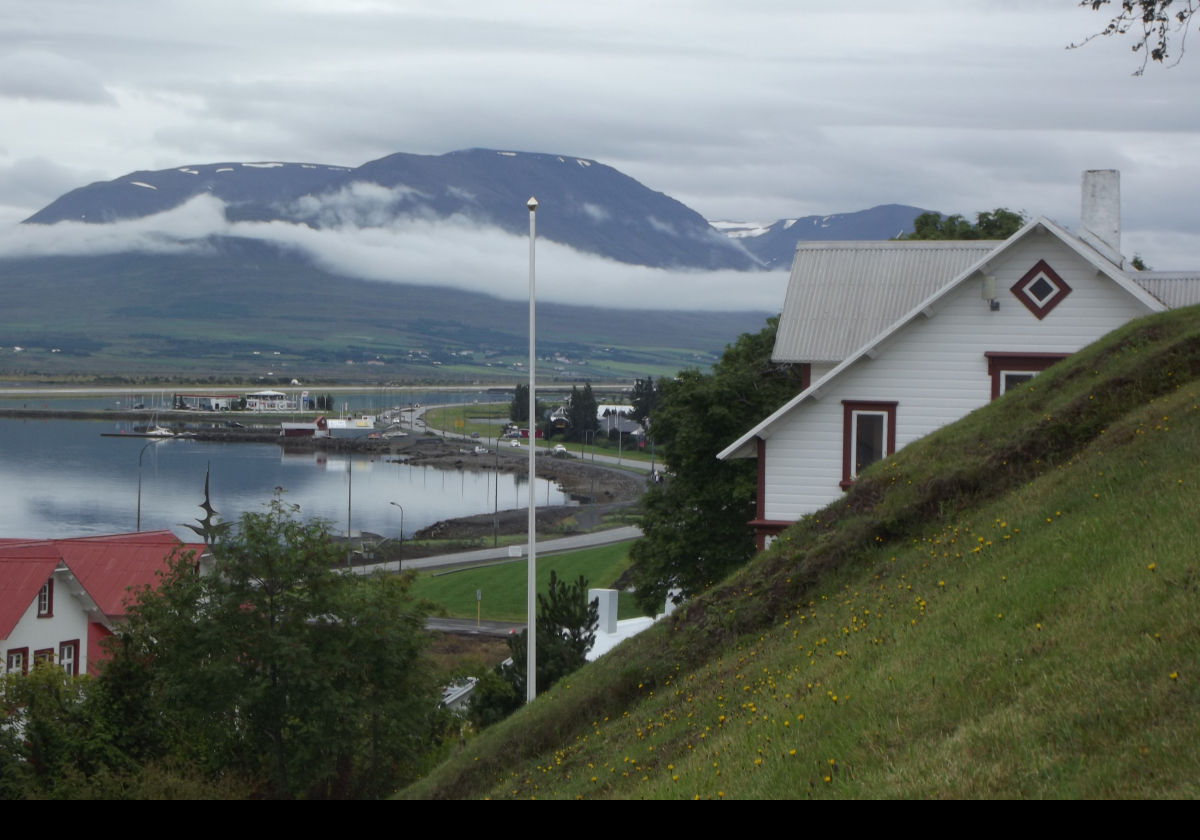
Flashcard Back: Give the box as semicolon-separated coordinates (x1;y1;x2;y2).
0;418;567;540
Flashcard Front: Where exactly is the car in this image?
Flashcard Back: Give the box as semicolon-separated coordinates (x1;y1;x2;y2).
552;444;568;456
510;439;521;447
470;432;480;438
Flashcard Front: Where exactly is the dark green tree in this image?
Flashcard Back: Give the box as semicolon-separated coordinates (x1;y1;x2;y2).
563;383;599;442
509;383;546;425
102;499;437;799
904;208;1026;240
630;376;659;424
630;317;806;613
469;571;598;727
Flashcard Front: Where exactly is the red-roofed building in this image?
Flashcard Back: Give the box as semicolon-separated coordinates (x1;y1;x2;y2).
0;531;202;677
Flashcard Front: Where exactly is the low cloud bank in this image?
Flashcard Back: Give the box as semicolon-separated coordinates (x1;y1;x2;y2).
0;195;787;311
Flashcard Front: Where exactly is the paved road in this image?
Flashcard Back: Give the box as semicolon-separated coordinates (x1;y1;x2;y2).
351;524;643;576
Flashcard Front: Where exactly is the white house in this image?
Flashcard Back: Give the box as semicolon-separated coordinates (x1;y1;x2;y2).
718;171;1200;549
0;531;200;677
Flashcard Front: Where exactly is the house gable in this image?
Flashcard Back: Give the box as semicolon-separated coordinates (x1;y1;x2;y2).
719;215;1171;529
1;531;197;676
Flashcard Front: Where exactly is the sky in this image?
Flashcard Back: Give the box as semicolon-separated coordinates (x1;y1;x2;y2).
1;0;1198;310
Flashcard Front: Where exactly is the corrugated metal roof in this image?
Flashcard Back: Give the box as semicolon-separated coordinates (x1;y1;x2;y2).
0;531;200;634
1129;272;1200;309
55;532;197;617
0;547;60;639
772;241;1000;363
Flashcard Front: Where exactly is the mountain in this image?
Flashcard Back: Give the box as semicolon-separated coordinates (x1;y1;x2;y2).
24;149;758;271
714;204;931;268
6;150;932;380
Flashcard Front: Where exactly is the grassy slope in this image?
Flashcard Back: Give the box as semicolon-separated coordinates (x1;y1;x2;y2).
413;543;642;623
403;306;1200;799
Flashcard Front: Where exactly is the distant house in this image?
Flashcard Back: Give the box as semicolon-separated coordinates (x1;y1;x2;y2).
719;171;1200;549
0;531;201;676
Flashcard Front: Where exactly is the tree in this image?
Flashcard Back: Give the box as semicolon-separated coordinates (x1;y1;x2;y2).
509;383;545;425
630;376;659;424
564;383;599;442
629;318;806;613
102;499;438;799
903;208;1026;241
1076;1;1199;73
469;571;598;727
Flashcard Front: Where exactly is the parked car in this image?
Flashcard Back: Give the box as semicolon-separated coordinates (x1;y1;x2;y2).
510;439;521;447
552;444;568;456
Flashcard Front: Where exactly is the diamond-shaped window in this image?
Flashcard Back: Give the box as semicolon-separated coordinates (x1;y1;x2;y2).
1011;260;1071;320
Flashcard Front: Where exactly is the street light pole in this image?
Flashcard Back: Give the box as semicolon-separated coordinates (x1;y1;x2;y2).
389;501;404;568
526;195;538;705
136;440;156;532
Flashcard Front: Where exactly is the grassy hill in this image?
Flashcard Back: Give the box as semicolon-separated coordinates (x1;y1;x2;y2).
403;305;1200;799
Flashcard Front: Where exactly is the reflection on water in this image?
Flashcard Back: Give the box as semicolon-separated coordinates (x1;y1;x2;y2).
0;419;567;540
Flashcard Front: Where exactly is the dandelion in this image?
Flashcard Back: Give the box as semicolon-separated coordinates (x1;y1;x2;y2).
1148;563;1157;572
1170;672;1179;680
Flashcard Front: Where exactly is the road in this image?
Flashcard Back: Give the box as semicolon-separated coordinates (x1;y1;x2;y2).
350;524;643;576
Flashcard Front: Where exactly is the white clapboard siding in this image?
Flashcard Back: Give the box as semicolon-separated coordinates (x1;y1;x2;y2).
761;233;1156;521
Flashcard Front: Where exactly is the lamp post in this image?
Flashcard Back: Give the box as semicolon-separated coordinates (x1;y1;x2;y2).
389;501;404;566
526;195;538;705
136;440;158;532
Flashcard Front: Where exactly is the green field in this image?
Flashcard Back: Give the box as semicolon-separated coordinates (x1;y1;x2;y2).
413;542;643;623
404;305;1200;800
423;401;658;463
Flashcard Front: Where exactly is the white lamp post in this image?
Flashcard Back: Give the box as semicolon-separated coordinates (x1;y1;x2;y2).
526;195;538;704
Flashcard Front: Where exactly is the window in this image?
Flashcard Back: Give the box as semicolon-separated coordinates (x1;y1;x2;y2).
34;648;54;668
985;353;1069;400
841;401;897;489
37;578;53;618
59;640;79;676
6;648;28;675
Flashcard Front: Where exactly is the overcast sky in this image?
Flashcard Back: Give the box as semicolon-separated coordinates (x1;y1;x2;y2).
1;1;1197;310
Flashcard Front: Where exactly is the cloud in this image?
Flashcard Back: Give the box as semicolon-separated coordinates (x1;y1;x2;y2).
0;195;786;311
0;49;115;105
283;181;429;227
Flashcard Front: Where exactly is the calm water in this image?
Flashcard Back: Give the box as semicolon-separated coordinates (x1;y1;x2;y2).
0;417;567;540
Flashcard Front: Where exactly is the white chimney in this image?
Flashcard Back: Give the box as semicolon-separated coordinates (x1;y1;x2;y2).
1080;169;1122;266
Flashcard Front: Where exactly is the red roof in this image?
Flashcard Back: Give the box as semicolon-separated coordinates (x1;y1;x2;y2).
0;531;203;635
0;545;62;639
55;531;200;617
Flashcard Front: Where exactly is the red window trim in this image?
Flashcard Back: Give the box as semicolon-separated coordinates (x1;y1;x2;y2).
34;648;54;668
37;577;53;618
985;352;1069;400
59;639;80;676
6;647;29;675
841;401;897;490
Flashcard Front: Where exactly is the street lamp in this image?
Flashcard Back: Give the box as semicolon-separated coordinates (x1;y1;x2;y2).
136;439;159;532
389;501;405;566
526;195;538;705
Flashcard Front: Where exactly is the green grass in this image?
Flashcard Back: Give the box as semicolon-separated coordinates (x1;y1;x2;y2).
412;542;643;623
402;305;1200;800
423;402;658;463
